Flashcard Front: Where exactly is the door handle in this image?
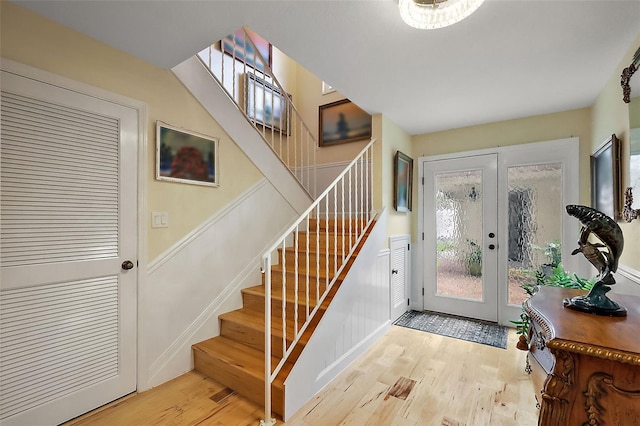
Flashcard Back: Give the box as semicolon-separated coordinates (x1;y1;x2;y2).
488;244;496;250
392;269;398;274
122;260;135;270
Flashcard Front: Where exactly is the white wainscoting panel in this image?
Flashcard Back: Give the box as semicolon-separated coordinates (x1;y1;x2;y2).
142;179;297;389
284;211;389;420
613;264;640;296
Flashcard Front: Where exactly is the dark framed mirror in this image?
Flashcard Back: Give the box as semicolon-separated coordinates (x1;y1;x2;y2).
621;46;640;222
591;134;622;220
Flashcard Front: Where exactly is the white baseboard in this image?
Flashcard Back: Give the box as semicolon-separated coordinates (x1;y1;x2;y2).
618;264;640;282
615;264;640;296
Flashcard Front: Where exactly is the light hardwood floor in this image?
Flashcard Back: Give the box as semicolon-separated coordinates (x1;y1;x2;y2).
65;326;538;426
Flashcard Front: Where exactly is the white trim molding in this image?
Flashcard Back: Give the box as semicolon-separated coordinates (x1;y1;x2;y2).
148;179;269;273
615;264;640;297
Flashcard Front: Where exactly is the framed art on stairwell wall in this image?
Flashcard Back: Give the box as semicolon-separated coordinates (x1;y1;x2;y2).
156;121;219;187
394;151;413;212
318;99;372;147
244;73;290;135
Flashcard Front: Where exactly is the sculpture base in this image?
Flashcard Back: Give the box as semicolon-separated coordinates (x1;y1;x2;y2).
563;283;627;317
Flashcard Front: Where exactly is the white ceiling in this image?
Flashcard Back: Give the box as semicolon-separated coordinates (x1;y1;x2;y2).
13;0;640;135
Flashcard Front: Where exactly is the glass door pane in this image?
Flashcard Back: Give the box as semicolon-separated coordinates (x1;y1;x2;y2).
435;170;483;301
507;163;563;305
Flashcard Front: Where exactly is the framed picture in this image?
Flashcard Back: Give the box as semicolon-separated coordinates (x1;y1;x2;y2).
245;73;290;134
591;133;621;219
222;28;271;71
394;151;413;212
156;122;219;187
319;99;372;147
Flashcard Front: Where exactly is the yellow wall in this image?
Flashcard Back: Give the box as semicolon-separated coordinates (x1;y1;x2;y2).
591;31;640;270
0;2;264;261
413;108;592;206
294;63;369;164
381;116;413;240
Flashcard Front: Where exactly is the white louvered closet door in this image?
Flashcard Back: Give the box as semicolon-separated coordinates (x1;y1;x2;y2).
389;235;410;322
0;69;138;426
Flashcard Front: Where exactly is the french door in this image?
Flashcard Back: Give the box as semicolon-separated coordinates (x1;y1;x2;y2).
421;139;579;325
423;154;498;322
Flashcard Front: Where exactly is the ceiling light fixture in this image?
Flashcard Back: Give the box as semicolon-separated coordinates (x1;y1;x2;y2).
398;0;485;30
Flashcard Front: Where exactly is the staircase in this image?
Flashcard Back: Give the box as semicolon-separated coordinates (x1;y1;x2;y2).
192;218;370;418
176;27;384;422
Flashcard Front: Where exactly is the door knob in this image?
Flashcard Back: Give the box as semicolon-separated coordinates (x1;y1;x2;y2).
488;244;496;250
122;260;135;270
392;269;398;274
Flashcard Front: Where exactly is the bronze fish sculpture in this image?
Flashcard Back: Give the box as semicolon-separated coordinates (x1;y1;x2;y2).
566;204;623;274
564;205;626;316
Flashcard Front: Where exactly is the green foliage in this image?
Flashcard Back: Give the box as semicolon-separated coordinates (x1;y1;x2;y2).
512;263;596;338
510;312;530;337
436;240;456;253
532;240;562;267
541;264;595;291
465;239;482;277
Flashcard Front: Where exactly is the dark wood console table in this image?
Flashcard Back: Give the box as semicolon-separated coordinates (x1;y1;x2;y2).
524;286;640;425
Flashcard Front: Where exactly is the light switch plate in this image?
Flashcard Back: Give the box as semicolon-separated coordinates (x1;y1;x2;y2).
152;211;169;228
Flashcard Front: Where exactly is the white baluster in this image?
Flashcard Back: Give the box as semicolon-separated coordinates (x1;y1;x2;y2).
294;224;299;338
305;216;310;320
354;158;359;241
263;254;273;426
366;148;370;223
360;155;364;234
333;187;338;276
316;205;320;305
349;168;353;250
341;177;345;262
281;239;286;357
325;197;329;290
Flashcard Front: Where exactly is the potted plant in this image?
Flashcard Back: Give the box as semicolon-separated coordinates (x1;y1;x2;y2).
532;240;562;278
465;239;482;277
512;263;595;350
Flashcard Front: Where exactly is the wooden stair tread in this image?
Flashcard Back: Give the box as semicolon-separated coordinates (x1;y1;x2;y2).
243;284;325;306
307;218;369;231
271;263;340;278
193;336;286;383
243;283;324;296
220;309;311;339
